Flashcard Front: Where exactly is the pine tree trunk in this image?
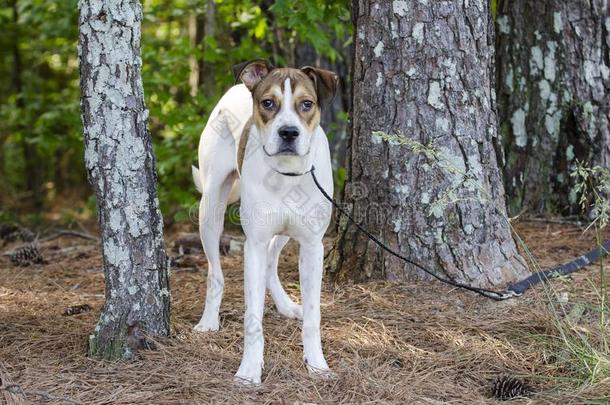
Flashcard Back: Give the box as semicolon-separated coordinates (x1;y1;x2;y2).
79;0;170;360
496;0;610;216
187;0;215;98
202;0;216;95
12;0;43;210
188;14;204;97
328;0;529;287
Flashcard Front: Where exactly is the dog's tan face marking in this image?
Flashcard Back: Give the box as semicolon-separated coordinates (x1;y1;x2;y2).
251;69;321;132
234;60;338;159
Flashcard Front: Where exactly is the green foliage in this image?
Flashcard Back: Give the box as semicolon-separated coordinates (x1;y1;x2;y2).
572;162;610;231
0;0;82;212
508;163;610;389
570;162;610;380
142;0;351;221
371;131;492;219
0;0;351;223
270;0;351;62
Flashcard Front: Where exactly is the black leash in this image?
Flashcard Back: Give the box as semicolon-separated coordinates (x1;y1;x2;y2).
505;239;610;295
307;166;610;301
308;166;514;300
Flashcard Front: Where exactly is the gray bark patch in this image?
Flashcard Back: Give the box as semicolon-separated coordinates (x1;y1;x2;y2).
79;0;170;360
329;0;529;288
497;0;610;215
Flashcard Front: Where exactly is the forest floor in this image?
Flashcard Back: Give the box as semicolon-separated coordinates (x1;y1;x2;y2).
1;220;610;404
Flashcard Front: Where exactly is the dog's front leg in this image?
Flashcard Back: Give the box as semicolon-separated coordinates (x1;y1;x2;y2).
299;240;331;376
235;237;269;385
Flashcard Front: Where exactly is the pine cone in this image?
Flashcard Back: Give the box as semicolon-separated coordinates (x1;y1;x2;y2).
63;304;92;316
492;375;528;400
9;244;45;267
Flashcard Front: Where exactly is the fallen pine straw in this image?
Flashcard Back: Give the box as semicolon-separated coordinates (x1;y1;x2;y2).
1;362;27;405
0;223;609;403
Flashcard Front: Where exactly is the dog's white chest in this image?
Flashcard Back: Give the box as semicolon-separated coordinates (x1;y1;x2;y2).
240;173;332;239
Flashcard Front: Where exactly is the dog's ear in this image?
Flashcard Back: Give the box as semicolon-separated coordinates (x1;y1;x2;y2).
233;59;274;90
301;67;339;109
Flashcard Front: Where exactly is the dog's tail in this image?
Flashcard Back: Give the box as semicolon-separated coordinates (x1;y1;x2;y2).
192;165;203;194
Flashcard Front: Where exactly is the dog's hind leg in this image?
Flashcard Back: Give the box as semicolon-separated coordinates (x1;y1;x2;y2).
194;173;235;332
266;235;303;320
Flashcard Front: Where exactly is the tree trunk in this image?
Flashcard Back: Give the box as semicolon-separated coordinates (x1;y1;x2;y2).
188;0;216;98
188;14;204;97
496;0;610;216
328;0;529;287
79;0;170;360
202;0;216;95
12;0;42;210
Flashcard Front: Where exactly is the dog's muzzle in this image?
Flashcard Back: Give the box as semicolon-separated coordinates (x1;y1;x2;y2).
263;145;300;157
263;125;302;156
275;126;300;155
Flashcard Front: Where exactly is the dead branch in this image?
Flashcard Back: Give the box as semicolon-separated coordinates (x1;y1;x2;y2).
38;230;99;243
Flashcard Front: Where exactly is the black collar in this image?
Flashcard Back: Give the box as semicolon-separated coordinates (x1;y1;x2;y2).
263;145;313;177
272;166;314;177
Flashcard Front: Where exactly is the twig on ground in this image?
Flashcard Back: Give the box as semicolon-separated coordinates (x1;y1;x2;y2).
0;384;81;404
38;230;99;243
521;217;585;227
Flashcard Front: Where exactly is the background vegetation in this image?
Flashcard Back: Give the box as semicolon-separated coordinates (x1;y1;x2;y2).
0;0;350;224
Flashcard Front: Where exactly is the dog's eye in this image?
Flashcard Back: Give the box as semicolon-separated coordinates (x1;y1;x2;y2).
261;99;275;110
301;100;314;112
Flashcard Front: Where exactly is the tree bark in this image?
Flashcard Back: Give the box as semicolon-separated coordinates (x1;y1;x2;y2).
79;0;170;360
202;0;216;94
496;1;610;216
189;0;216;98
328;0;529;287
11;0;43;210
188;14;204;97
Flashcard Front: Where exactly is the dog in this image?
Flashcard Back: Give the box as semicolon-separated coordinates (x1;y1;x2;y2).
191;59;339;384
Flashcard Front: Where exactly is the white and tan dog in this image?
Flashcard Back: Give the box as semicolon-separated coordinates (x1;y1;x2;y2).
191;59;338;384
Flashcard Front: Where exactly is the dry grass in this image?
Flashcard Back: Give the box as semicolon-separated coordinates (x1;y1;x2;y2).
1;221;610;403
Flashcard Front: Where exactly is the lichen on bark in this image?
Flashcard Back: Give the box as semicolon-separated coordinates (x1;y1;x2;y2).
328;0;529;288
79;0;170;360
496;0;610;215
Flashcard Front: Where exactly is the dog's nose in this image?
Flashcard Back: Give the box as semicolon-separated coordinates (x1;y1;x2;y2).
278;126;299;141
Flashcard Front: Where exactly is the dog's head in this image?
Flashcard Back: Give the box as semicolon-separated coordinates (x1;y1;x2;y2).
234;59;338;168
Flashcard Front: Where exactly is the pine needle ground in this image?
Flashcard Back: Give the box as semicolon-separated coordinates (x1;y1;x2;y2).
1;221;609;403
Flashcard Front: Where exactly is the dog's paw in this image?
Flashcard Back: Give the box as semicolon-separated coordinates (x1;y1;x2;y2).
304;356;335;380
306;365;337;380
276;302;303;320
233;373;261;386
234;361;263;386
193;320;219;332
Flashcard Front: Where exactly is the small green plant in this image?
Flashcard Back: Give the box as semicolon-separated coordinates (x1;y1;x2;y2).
572;161;610;341
532;162;610;386
572;162;610;231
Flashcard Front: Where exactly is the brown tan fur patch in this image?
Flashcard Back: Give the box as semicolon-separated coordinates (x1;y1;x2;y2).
251;68;321;133
236;117;253;176
236;68;323;176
